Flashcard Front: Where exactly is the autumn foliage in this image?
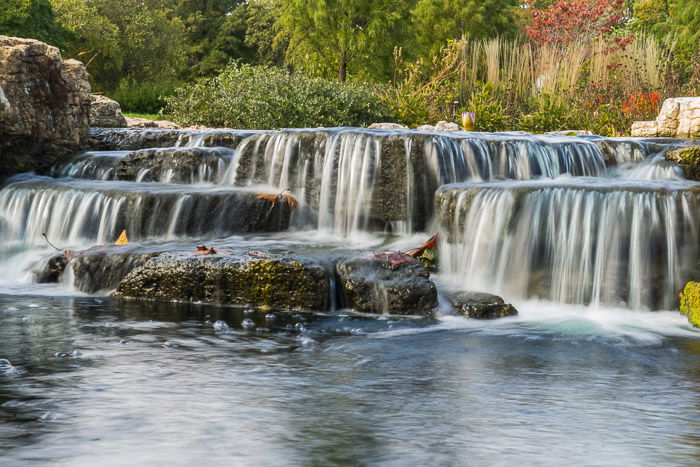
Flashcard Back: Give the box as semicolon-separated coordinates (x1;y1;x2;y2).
525;0;625;44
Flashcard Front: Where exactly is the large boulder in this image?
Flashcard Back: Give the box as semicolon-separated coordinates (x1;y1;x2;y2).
679;282;700;328
334;257;437;316
447;291;518;320
89;95;127;128
632;97;700;138
114;252;332;311
0;36;90;177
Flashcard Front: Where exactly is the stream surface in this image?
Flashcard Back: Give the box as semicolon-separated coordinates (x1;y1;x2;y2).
1;294;699;466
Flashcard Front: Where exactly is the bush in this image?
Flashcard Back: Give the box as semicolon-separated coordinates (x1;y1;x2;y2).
518;94;578;133
164;62;393;129
466;84;510;132
109;80;182;115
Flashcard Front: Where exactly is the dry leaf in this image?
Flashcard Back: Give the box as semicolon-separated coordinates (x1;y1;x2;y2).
405;233;438;258
115;230;129;245
194;245;217;255
256;189;298;209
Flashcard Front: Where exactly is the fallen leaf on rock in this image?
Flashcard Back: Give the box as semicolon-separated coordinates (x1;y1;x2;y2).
373;251;415;269
405;233;438;258
256;189;298;209
194;245;217;255
115;230;129;245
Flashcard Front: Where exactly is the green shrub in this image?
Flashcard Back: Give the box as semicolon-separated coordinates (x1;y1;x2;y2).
518;94;578;133
109;80;182;114
164;62;393;129
466;83;509;132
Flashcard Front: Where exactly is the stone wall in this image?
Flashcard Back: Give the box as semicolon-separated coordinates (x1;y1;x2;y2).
632;97;700;138
0;36;91;177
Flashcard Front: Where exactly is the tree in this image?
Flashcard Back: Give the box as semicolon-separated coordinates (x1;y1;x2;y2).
0;0;66;45
524;0;625;44
412;0;519;54
277;0;404;82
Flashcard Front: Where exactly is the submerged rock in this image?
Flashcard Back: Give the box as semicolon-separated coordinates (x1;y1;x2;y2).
0;36;91;177
334;257;437;316
666;147;700;180
114;252;332;311
679;282;700;328
89;95;127;128
448;291;518;320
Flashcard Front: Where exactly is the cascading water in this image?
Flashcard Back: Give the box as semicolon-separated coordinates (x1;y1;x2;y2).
1;126;698;305
437;178;700;310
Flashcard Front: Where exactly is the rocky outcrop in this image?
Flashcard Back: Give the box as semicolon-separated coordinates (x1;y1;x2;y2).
334;257;437;316
447;291;518;320
679;282;700;328
72;251;161;293
368;123;408;130
116;147;231;183
114;252;332;311
88;128;254;151
0;36;91;177
665;147;700;180
89;95;127;128
632;97;700;138
125;117;180;129
417;121;462;132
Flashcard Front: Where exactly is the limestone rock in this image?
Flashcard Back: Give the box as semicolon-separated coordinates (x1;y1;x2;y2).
126;117;181;129
417;124;436;131
334;257;437;316
90;95;127;128
632;97;700;138
679;282;700;328
368;122;408;130
665;146;700;180
0;36;91;177
545;130;593;136
435;121;462;131
448;291;518;320
114;252;332;311
116;147;231;183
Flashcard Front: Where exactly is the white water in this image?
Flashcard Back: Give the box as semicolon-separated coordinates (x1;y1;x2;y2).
440;178;700;310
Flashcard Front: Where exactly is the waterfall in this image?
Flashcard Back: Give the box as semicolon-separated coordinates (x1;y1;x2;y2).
0;175;293;245
437;179;700;310
227;129;608;235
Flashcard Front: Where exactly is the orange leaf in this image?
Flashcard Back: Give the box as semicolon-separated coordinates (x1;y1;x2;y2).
256;189;298;209
194;245;217;256
256;193;279;207
282;193;298;208
115;230;129;245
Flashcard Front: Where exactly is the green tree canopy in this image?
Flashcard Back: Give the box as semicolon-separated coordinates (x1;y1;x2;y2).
277;0;406;82
0;0;66;45
412;0;520;54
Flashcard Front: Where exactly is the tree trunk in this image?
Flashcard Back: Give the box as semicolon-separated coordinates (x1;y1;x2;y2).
338;50;347;82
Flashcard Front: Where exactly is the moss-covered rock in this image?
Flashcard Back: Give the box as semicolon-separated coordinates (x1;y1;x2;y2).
448;291;518;320
114;252;332;311
679;281;700;328
335;257;437;316
665;147;700;180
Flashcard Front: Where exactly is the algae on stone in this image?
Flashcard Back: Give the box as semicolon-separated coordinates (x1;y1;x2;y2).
679;281;700;328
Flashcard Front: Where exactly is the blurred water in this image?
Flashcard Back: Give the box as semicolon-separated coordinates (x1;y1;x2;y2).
1;295;698;466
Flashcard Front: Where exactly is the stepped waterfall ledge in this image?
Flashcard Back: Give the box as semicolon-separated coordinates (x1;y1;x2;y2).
437;179;700;310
